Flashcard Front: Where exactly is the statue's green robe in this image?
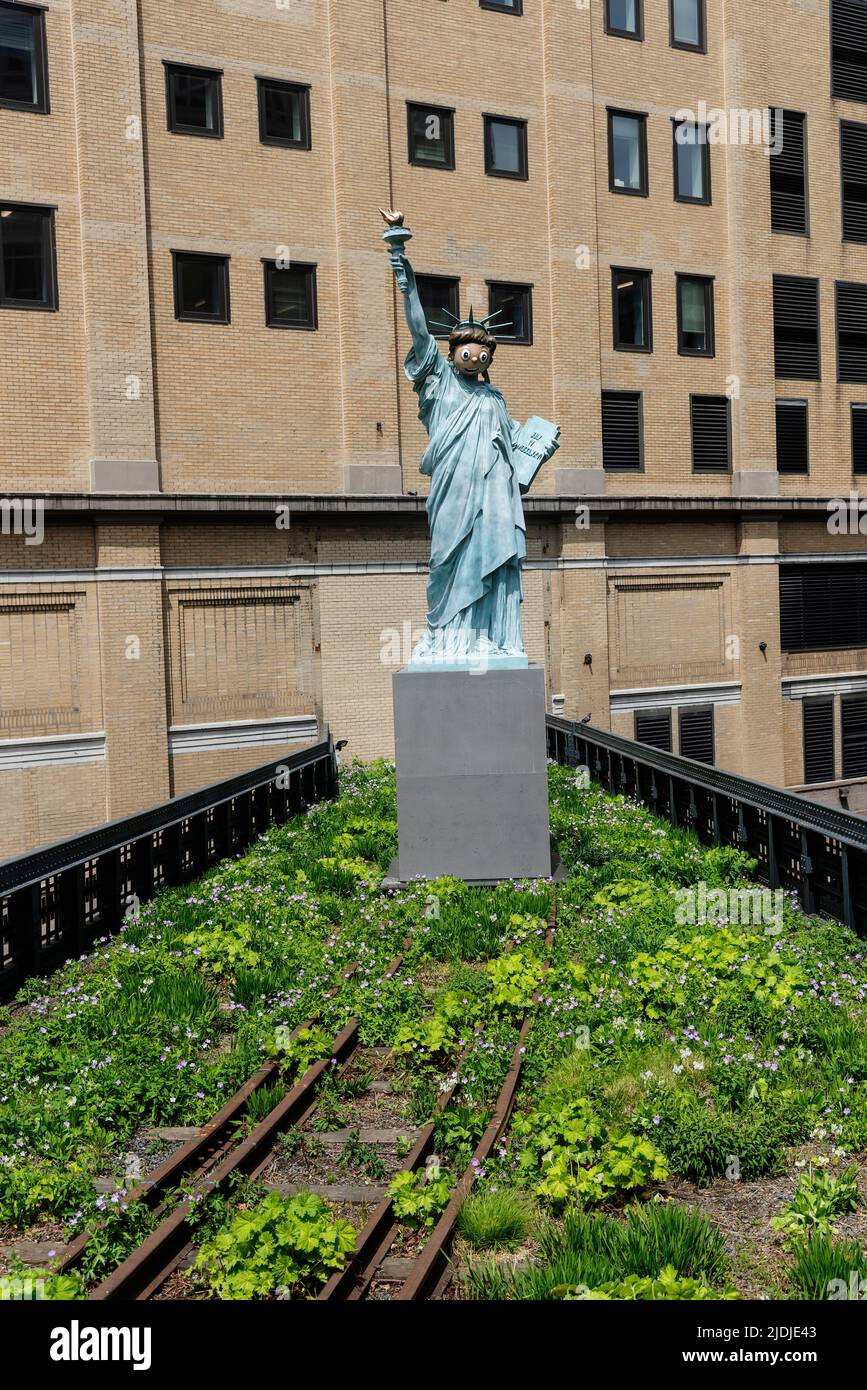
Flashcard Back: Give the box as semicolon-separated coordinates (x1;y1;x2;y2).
405;335;526;652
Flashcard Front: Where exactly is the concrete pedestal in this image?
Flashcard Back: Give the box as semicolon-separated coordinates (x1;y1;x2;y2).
391;664;552;882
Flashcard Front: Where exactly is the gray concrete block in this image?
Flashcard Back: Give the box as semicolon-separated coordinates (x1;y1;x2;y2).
344;463;404;495
393;665;551;881
90;458;161;492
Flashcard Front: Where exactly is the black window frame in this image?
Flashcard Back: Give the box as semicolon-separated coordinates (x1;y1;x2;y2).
611;266;653;353
601;390;644;472
171;250;231;324
779;563;867;654
669;0;705;52
676;273;715;357
672;119;711;205
836;279;867;384
832;0;867;104
406;102;455;171
486;280;533;345
605;0;643;41
842;693;867;778
775;398;810;475
0;0;49;114
479;0;523;14
607;108;648;197
164;62;224;139
256;77;311;150
772;274;820;381
483;113;528;181
852;402;867;474
690;394;731;474
416;272;460;340
802;697;835;784
841;119;867;245
769;109;808;237
262;259;317;330
0;201;57;311
678;704;715;765
634;707;673;751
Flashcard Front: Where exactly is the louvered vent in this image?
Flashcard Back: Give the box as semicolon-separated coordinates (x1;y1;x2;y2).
837;281;867;382
842;120;867;242
772;275;820;379
852;403;867;473
780;564;867;652
775;400;809;474
803;699;835;783
602;391;643;471
690;395;730;473
832;0;867;103
634;707;672;751
769;110;807;235
678;706;714;765
842;694;867;776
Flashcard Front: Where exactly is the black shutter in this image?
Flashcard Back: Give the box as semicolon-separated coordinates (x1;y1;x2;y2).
803;698;835;783
837;281;867;382
634;707;672;751
832;0;867;103
602;390;643;471
841;121;867;242
678;706;714;764
690;395;730;472
780;563;867;652
769;110;807;234
772;275;820;379
853;403;867;473
775;399;809;473
842;693;867;776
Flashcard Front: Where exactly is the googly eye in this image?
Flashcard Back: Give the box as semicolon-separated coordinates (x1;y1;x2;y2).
460;348;471;361
479;350;489;364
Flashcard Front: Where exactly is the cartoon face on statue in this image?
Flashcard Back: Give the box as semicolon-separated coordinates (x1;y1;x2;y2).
380;207;560;672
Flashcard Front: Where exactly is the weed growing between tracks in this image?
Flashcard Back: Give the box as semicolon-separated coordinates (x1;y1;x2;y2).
2;762;867;1299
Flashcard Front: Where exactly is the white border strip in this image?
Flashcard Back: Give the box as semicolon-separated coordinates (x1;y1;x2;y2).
783;671;867;699
610;681;742;712
168;715;318;755
0;731;106;769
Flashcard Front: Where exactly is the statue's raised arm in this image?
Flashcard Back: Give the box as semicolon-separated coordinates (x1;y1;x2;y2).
380;209;432;360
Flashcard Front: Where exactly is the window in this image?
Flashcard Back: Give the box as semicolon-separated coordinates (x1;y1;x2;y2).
407;103;455;169
779;563;867;652
602;391;643;471
676;275;714;356
172;251;230;323
842;121;867;243
263;261;316;329
690;395;730;473
165;64;223;138
769;110;807;235
634;708;672;751
257;78;310;149
605;0;642;39
0;1;47;112
775;400;809;474
852;403;867;473
679;706;714;764
608;110;648;195
415;274;459;337
842;694;867;777
486;282;532;343
670;0;704;50
832;0;867;104
483;115;528;179
803;699;835;784
612;268;652;351
480;0;522;12
837;281;867;383
772;275;820;380
673;121;710;203
0;204;56;310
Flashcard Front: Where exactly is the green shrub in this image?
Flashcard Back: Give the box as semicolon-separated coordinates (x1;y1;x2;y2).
457;1190;535;1251
194;1191;355;1299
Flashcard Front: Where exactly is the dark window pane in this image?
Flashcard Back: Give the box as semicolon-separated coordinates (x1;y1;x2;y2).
675;123;708;200
484;116;527;178
408;105;453;167
634;708;672;751
679;706;714;764
842;694;867;777
775;400;809;474
772;275;820;380
853;403;867;473
259;80;309;147
780;564;867;653
607;0;640;35
487;282;531;343
613;268;651;349
416;274;459;337
602;391;643;470
610;113;644;191
837;280;867;383
671;0;702;47
769;110;807;234
0;205;54;308
803;699;835;783
691;395;730;473
0;3;42;106
173;253;228;321
167;66;222;135
265;262;316;328
678;276;713;354
832;0;867;103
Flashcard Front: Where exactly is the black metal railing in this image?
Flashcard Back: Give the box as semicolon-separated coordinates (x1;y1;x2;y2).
0;732;338;1000
546;715;867;934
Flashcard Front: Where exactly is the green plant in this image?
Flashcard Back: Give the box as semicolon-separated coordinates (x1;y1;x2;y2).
457;1189;534;1251
434;1106;487;1166
388;1166;452;1230
556;1266;739;1301
512;1096;668;1206
338;1129;388;1181
788;1234;867;1300
770;1165;861;1243
194;1191;355;1299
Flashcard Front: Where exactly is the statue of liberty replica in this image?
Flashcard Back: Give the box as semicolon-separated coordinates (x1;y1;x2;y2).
381;209;559;670
383;210;559;884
